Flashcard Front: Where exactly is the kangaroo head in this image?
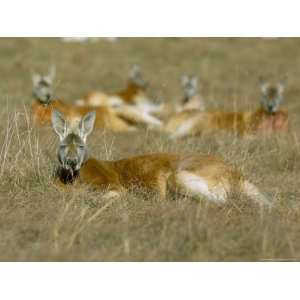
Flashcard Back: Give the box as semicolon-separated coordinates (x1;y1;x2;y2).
129;64;148;88
32;66;56;104
181;74;199;103
52;110;96;172
259;77;287;113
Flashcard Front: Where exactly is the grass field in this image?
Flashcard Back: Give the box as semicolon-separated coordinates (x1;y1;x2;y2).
0;37;300;261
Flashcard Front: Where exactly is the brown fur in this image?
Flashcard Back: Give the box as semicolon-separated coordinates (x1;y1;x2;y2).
165;78;288;138
31;99;133;132
79;84;163;128
80;91;112;107
116;82;147;104
54;152;268;206
31;99;70;126
179;95;205;112
165;107;288;138
75;105;134;132
81;81;147;107
57;153;243;200
52;109;270;206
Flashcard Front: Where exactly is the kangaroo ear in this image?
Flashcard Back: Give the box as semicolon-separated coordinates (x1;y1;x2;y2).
181;74;189;86
278;76;288;94
130;64;141;74
191;75;198;87
79;111;96;142
32;73;41;85
258;76;268;94
45;65;56;84
52;110;68;141
129;64;142;80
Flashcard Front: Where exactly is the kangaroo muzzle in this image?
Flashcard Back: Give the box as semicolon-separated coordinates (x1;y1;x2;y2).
66;158;78;170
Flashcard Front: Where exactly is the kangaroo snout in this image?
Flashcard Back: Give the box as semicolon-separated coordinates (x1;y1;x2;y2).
45;93;51;101
267;104;274;112
66;158;78;169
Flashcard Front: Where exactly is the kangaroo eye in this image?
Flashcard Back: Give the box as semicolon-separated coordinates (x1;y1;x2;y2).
79;145;85;149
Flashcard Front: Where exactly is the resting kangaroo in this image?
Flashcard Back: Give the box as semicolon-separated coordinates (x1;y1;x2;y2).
31;67;134;132
31;66;69;126
177;74;205;112
52;110;271;206
163;74;206;130
76;64;163;114
165;77;288;139
158;74;205;119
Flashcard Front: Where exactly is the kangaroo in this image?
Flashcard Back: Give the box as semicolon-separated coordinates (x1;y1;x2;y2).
177;74;205;112
31;67;134;132
158;74;205;120
163;74;207;134
165;77;288;139
76;64;163;114
52;110;271;206
74;64;163;128
31;66;70;126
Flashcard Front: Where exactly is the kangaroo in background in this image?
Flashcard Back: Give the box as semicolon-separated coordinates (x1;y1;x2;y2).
159;74;205;119
165;77;288;139
31;66;135;132
74;64;163;128
76;64;163;114
164;74;206;135
256;77;288;132
177;74;205;112
31;66;71;126
52;110;271;206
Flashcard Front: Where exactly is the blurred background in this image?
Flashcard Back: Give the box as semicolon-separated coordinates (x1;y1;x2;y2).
1;37;299;122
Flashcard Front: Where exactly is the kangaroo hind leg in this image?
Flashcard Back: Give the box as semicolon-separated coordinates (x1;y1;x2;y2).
173;171;228;203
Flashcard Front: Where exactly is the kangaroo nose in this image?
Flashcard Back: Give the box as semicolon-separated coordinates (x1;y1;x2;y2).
268;104;274;112
66;158;78;169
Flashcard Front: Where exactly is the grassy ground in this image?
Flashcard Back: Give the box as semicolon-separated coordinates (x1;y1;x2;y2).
0;38;300;261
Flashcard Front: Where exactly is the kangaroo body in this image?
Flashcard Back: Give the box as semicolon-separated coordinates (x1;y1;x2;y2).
52;110;271;206
57;153;243;203
165;78;288;138
76;65;163;115
77;88;163;128
160;74;205;125
166;108;288;138
31;99;69;126
177;95;205;112
80;82;146;107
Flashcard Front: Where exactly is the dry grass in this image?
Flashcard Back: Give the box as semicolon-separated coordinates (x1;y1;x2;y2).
0;38;300;261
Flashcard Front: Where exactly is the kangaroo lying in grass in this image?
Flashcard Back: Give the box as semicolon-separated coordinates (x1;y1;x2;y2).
31;66;159;131
75;64;163;128
163;74;206;128
76;64;163;114
157;74;205;120
165;77;288;139
177;74;205;112
52;110;271;206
